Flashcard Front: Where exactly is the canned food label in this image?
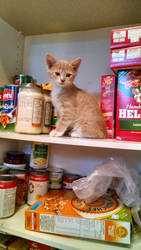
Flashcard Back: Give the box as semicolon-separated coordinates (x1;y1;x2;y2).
0;183;16;218
32;98;43;127
49;172;63;189
28;176;49;205
63;181;72;190
30;143;48;168
44;101;52;127
16;174;27;205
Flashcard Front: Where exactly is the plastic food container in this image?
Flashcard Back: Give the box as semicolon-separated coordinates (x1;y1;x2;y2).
0;165;9;174
4;151;27;169
15;83;43;134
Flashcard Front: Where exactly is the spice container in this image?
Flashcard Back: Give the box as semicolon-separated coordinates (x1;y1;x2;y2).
30;142;49;169
27;170;49;205
15;83;43;134
9;169;27;205
48;167;64;189
63;173;81;190
4;151;27;169
42;84;52;134
51;107;57;131
0;175;17;218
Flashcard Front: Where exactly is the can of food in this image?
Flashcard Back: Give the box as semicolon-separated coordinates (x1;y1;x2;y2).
27;171;49;205
9;169;27;205
30;142;49;169
0;175;17;218
4;151;27;169
48;167;64;189
63;173;81;190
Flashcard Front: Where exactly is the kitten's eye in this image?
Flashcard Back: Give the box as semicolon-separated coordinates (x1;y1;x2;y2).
66;73;71;77
55;72;60;76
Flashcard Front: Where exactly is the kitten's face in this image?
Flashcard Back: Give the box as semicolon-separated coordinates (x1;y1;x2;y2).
46;54;81;88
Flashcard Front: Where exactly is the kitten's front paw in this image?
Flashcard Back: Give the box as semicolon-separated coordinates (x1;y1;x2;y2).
49;130;63;137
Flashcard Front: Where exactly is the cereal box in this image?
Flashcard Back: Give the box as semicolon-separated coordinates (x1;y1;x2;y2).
25;190;131;245
101;75;116;138
116;69;141;141
110;46;141;73
111;26;141;49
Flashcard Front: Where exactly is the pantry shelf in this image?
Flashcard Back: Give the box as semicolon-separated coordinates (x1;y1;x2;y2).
0;204;140;250
0;131;141;151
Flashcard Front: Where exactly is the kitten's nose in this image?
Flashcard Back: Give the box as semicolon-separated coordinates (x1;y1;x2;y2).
61;78;65;83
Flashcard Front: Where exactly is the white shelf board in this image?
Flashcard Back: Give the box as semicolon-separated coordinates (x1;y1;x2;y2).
0;204;140;250
0;131;141;151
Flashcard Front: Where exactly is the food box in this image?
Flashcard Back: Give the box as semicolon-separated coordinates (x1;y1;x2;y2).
0;85;19;131
110;46;141;73
101;75;116;138
25;190;131;245
29;240;55;250
116;69;141;141
111;26;141;49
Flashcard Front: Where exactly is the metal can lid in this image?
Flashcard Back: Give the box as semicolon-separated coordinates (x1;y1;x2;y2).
0;175;17;182
63;173;81;179
47;167;64;173
9;169;27;175
30;169;49;176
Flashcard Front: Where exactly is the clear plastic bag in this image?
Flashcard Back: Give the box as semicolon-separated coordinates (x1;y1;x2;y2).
72;157;141;207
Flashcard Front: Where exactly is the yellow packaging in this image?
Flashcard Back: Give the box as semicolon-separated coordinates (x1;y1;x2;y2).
8;238;28;250
25;190;131;244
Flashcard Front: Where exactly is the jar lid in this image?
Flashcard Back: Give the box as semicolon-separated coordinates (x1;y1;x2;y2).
7;151;25;159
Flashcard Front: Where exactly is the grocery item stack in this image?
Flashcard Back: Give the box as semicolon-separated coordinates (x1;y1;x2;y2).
101;26;141;141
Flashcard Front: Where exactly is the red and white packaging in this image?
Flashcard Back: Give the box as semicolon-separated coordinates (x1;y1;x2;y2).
116;69;141;141
110;46;141;73
101;75;116;138
111;26;141;49
29;240;53;250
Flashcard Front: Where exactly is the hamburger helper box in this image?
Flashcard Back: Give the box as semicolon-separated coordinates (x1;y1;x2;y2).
110;46;141;73
111;26;141;49
116;69;141;141
25;190;131;245
101;75;116;138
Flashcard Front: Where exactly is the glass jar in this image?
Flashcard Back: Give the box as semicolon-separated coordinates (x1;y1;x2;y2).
42;89;52;134
15;83;43;134
4;151;27;169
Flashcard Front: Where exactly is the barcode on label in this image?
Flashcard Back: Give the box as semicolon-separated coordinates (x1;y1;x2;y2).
40;214;55;232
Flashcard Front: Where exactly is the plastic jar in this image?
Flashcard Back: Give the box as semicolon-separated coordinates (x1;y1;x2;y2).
42;88;52;134
4;151;27;169
15;83;43;134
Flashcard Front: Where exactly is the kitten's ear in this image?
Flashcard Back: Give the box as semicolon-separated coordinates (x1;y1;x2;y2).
71;57;82;71
46;54;56;69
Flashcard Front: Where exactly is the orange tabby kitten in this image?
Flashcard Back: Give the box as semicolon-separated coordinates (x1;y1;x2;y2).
46;54;107;138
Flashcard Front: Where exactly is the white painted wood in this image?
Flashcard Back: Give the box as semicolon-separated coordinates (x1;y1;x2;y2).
0;18;24;78
0;204;140;250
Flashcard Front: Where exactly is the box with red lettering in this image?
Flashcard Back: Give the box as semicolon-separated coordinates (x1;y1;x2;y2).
110;46;141;73
111;26;141;49
116;69;141;141
101;75;116;138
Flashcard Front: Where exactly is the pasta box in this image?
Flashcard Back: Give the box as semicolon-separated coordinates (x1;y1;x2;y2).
101;75;116;138
25;190;131;245
116;69;141;141
110;46;141;73
111;26;141;49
